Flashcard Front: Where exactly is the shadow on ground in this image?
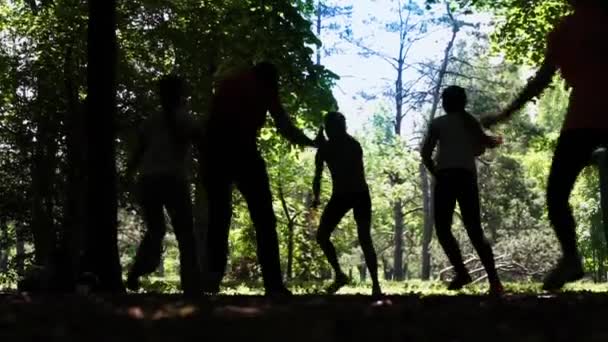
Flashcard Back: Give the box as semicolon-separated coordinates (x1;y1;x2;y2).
1;293;607;341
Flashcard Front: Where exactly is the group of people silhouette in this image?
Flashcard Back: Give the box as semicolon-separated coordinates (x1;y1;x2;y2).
123;0;607;297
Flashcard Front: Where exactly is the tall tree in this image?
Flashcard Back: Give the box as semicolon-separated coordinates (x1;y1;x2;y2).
83;0;123;292
314;1;352;65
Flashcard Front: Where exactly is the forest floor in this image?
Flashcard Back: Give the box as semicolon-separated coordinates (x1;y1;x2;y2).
2;282;608;341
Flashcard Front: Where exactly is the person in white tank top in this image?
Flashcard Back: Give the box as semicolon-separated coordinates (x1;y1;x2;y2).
125;75;202;295
421;85;504;296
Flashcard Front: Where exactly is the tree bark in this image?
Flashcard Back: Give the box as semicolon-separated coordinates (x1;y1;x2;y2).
391;52;406;282
15;225;25;276
359;254;367;282
420;165;434;279
83;0;124;292
0;223;7;274
392;198;405;280
287;220;295;280
62;44;86;289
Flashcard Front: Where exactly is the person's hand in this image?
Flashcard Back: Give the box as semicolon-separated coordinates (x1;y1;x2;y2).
492;135;504;146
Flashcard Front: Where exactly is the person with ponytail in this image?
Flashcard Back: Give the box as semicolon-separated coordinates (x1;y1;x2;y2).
311;112;382;296
421;85;504;296
125;75;202;295
483;0;608;291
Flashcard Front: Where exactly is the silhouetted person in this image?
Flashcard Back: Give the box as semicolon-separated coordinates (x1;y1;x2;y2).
202;62;316;296
421;86;503;295
312;112;382;296
125;75;201;295
483;0;608;291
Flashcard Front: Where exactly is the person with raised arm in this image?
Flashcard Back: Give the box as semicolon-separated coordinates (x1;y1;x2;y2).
422;86;503;296
312;112;382;296
482;0;608;290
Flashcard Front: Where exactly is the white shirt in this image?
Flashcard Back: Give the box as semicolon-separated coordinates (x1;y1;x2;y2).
139;109;197;179
424;113;487;172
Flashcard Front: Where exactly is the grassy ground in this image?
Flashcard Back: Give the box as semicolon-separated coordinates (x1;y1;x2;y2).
139;277;608;295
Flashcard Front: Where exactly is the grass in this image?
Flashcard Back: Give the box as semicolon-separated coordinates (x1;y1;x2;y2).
135;277;608;295
4;275;608;295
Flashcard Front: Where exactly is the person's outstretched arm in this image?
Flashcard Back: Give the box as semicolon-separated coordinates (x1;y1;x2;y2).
312;148;324;208
420;122;439;176
483;61;557;127
269;96;316;147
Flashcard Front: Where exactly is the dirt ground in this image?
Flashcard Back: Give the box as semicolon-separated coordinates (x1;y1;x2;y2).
2;292;608;341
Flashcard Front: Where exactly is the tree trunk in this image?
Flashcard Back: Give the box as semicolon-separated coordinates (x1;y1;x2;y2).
420;16;459;280
359;254;367;282
30;107;58;269
420;165;434;279
15;225;25;276
157;241;165;277
287;220;294;280
391;54;406;281
0;223;7;274
62;45;86;289
392;199;405;280
83;0;123;292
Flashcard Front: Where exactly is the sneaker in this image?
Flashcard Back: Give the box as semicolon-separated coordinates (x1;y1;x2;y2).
542;256;584;291
125;274;140;292
265;285;292;297
372;284;383;297
489;282;504;297
202;283;220;295
326;274;349;294
448;272;472;290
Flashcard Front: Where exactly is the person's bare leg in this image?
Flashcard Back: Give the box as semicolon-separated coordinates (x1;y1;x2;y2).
166;177;201;295
204;175;233;294
543;132;590;290
353;192;381;296
434;171;471;290
237;154;289;296
316;195;350;294
127;176;167;291
458;173;502;295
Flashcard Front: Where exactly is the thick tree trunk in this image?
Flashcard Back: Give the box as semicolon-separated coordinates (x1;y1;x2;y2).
83;0;124;292
30;108;56;268
62;45;86;289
